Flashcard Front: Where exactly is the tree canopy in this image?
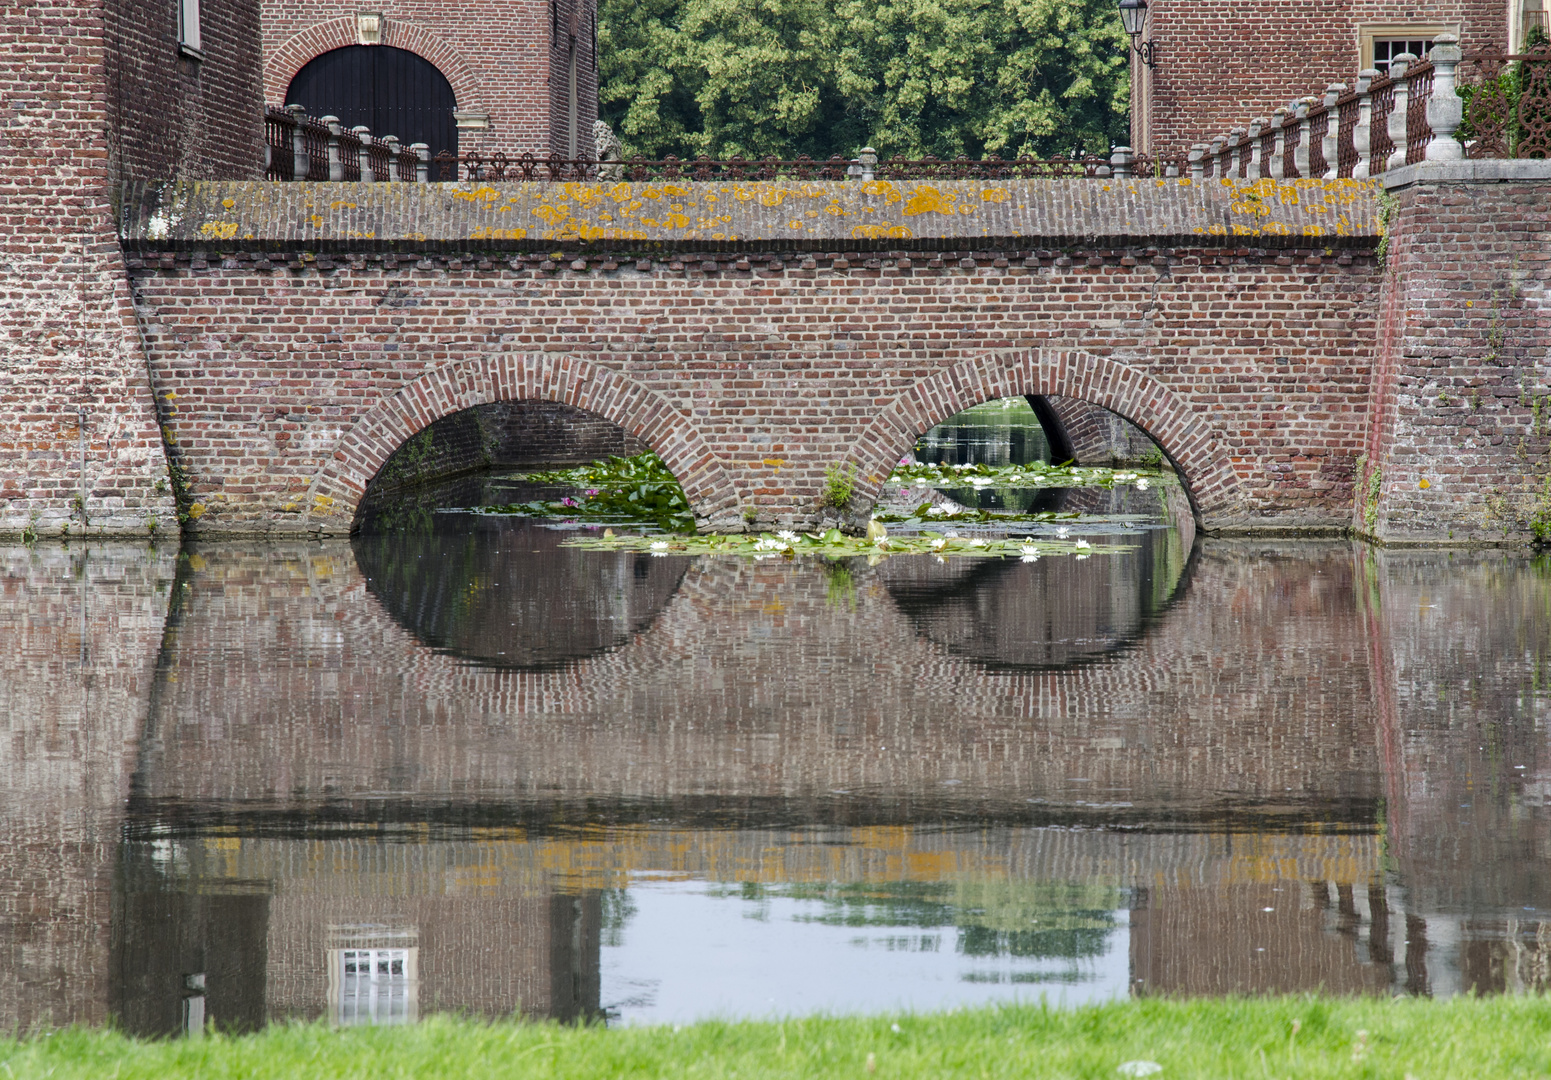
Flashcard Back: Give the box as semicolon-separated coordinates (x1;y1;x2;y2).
598;0;1131;161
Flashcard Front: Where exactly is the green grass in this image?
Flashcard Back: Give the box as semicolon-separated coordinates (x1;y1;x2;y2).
7;997;1551;1079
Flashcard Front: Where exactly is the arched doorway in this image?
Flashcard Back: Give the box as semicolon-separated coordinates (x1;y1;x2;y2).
286;45;457;160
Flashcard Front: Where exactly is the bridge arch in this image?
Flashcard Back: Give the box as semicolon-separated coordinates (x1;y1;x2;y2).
851;349;1242;524
266;18;480;120
304;354;742;534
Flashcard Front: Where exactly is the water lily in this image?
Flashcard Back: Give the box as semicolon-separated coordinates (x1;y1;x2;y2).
776;530;798;540
931;538;947;551
1136;478;1150;490
926;506;951;517
1019;544;1040;563
650;540;669;550
1055;526;1071;539
1075;539;1090;548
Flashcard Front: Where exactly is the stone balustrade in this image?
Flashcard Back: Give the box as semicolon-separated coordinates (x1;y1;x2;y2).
264;105;428;182
1187;34;1467;181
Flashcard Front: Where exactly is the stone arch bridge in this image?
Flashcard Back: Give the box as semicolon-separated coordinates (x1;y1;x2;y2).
118;174;1385;535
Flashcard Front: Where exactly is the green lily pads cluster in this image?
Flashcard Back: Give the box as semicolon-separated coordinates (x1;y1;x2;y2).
891;461;1161;491
563;526;1117;563
480;452;694;531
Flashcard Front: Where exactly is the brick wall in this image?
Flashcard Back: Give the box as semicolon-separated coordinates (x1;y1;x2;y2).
106;0;265;184
261;0;597;157
1139;0;1510;153
0;1;181;539
1045;396;1161;466
1359;168;1551;544
124;239;1381;536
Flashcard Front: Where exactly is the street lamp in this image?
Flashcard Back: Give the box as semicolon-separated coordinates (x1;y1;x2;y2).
1118;0;1157;67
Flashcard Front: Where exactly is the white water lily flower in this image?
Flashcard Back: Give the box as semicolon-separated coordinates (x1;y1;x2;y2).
776;530;798;540
1019;545;1040;563
1075;539;1091;548
1136;478;1151;490
931;538;947;551
944;530;959;538
970;539;987;547
927;506;950;516
650;540;669;550
1055;526;1071;539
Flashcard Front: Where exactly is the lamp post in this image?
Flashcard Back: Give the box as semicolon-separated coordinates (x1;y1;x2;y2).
1118;0;1156;67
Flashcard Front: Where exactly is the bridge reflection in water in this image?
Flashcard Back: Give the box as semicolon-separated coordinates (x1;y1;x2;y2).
5;524;1551;1034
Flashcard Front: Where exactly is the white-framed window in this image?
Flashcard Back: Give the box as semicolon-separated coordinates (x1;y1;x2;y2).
1358;24;1457;74
178;0;203;55
329;947;418;1026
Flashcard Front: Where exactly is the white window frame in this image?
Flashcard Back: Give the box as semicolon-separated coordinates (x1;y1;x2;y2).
328;947;419;1026
178;0;203;58
1358;24;1457;73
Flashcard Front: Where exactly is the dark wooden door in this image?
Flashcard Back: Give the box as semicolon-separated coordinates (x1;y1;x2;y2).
286;45;457;160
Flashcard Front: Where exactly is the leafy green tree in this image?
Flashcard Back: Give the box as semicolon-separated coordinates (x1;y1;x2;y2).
598;0;1129;161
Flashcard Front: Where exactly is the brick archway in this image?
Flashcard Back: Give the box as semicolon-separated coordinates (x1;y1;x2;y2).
304;354;742;533
266;18;480;113
850;349;1243;522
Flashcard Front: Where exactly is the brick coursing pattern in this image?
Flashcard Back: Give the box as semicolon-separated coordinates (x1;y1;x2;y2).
1138;0;1509;153
1360;180;1551;543
126;236;1378;535
0;1;182;539
1044;395;1161;465
107;0;265;184
260;0;596;158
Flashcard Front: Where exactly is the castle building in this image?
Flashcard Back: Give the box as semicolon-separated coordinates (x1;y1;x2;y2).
259;0;600;161
1127;0;1544;152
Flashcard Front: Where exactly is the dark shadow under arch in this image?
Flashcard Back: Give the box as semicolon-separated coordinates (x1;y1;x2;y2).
353;514;690;672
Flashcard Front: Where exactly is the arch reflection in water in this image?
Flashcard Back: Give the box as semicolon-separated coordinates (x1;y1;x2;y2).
881;489;1194;672
352;515;689;671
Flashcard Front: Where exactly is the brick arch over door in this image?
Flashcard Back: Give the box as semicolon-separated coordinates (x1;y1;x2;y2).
304;354;741;533
265;18;480;114
850;349;1242;523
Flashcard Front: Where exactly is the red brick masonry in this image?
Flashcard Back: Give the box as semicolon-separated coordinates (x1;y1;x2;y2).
117;176;1383;535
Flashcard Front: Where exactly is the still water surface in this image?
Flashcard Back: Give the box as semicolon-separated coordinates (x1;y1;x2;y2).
4;483;1551;1034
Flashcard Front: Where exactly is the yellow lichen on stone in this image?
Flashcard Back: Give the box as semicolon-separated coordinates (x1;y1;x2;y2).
450;185;503;204
862;180;902;204
980;188;1008;203
200;221;239;239
903;186;957;216
851;224;913;240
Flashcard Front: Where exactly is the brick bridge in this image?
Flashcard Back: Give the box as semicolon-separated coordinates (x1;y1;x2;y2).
111;174;1390;536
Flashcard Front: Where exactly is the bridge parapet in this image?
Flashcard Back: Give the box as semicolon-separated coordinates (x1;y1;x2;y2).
118;176;1380;254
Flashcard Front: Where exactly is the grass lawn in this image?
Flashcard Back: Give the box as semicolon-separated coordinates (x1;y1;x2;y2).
5;996;1550;1079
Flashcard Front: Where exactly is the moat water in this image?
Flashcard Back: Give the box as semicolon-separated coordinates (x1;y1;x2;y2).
5;463;1551;1034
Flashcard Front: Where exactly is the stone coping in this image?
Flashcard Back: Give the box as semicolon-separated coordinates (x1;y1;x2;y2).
1381;159;1551;190
116;176;1381;253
